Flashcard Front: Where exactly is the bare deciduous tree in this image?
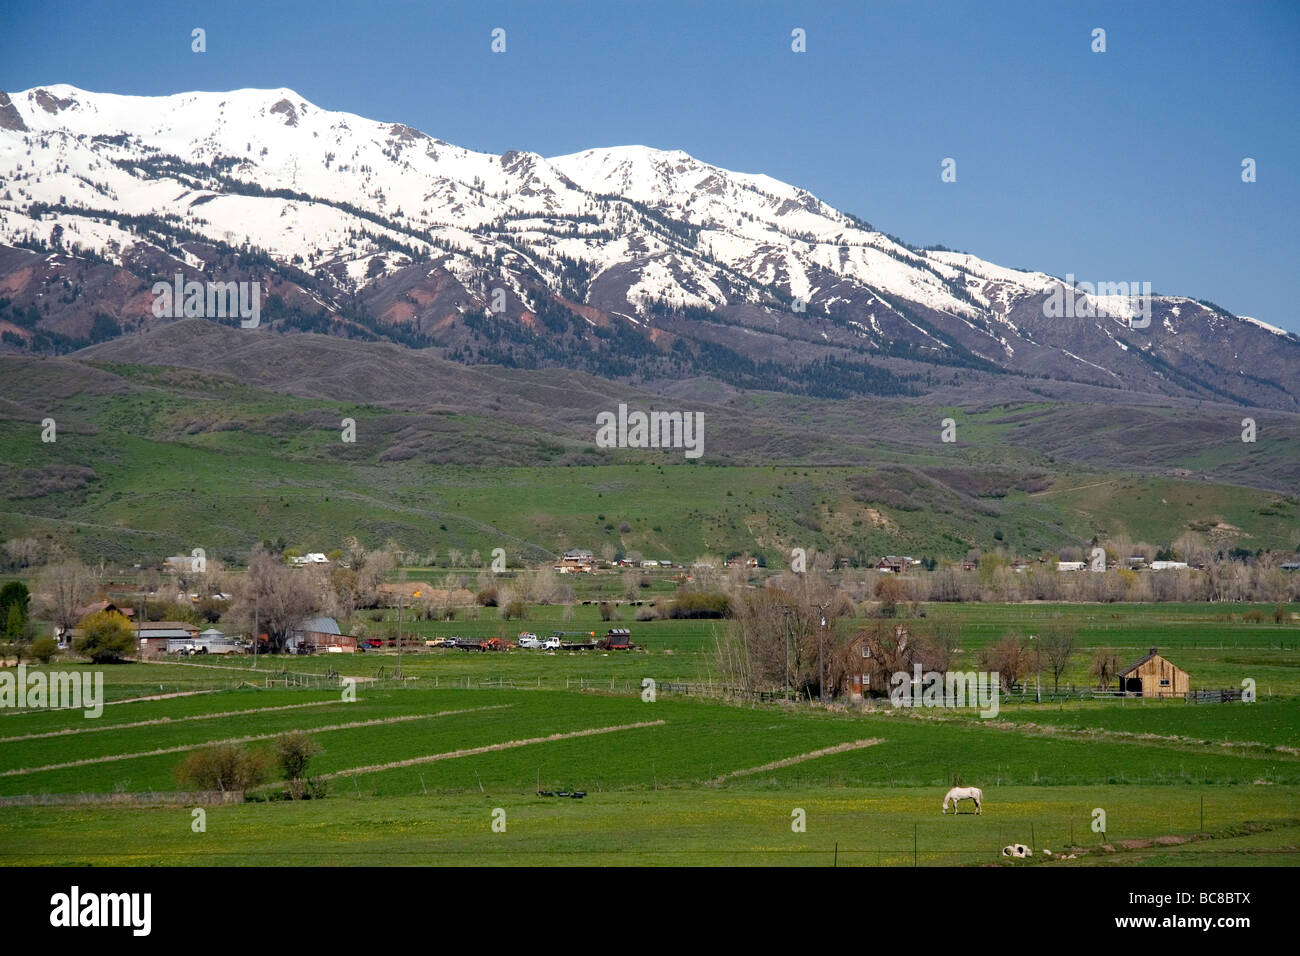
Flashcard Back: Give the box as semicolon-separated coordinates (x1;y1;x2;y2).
717;572;850;697
228;547;318;652
1091;646;1120;690
979;633;1031;692
38;559;95;638
1041;623;1077;693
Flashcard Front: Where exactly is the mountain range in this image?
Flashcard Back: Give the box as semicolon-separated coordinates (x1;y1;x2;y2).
1;84;1298;409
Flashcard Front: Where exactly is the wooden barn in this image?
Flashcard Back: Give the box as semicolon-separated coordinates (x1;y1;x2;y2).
1117;647;1189;699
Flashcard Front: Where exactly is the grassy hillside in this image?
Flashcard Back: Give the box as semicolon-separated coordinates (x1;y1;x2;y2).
2;350;1297;565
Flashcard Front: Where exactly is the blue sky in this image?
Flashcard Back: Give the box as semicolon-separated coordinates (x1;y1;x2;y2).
3;0;1298;331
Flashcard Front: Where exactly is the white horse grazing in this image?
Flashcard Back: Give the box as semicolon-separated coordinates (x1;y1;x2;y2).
941;786;983;815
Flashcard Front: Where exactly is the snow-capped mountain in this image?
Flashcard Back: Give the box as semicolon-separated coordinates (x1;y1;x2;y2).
1;85;1296;408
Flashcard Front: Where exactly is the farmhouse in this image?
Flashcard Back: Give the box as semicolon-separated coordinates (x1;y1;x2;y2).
875;556;918;574
1117;646;1189;699
842;623;907;700
136;621;200;659
75;600;134;621
557;549;595;573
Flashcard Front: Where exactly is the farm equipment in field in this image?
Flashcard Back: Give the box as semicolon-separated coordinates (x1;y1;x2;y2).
551;630;599;650
597;628;636;650
449;636;506;652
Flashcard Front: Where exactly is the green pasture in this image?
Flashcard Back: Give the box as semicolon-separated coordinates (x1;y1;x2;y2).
1;785;1295;867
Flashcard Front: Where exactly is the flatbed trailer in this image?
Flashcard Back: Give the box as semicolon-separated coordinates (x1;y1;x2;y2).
552;630;599;651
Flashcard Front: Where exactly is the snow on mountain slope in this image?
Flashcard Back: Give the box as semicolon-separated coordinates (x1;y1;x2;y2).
1;85;1297;409
0;86;984;311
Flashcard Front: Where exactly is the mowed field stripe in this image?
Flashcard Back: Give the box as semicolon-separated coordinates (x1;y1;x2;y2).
0;705;513;777
706;738;884;785
896;711;1300;758
314;719;669;781
0;698;349;743
0;688;225;717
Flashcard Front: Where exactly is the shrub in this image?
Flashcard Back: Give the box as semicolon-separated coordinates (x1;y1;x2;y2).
284;777;328;800
175;743;271;792
665;592;730;619
476;587;499;607
503;599;526;620
29;635;58;663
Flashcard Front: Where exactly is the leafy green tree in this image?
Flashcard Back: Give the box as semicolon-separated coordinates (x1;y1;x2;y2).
73;610;136;663
275;732;321;782
4;603;26;643
0;582;29;639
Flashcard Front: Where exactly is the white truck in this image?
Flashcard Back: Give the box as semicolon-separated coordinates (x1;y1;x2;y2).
517;632;560;650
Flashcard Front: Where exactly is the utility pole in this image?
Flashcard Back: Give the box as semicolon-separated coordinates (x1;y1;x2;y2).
252;589;258;670
391;564;406;679
779;605;793;697
815;601;830;704
1030;634;1041;703
397;588;421;680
